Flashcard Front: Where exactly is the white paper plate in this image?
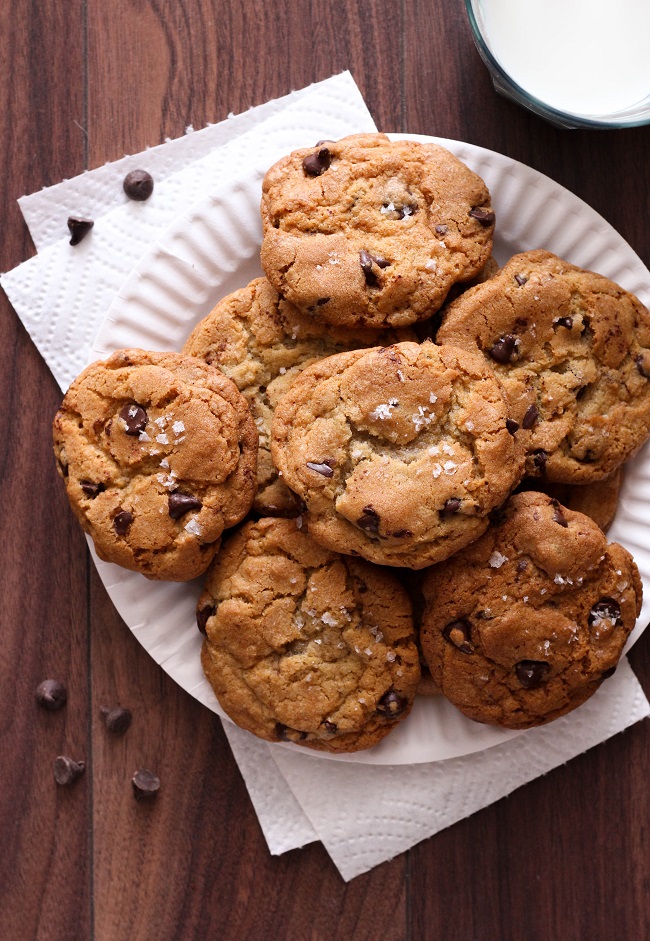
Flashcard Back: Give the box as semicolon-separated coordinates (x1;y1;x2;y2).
91;134;650;765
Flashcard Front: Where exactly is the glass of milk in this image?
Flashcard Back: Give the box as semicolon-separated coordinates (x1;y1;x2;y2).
465;0;650;128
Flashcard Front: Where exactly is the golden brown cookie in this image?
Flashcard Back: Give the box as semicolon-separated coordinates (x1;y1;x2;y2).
271;340;524;569
437;250;650;482
515;468;623;532
198;518;420;752
183;277;414;515
52;349;257;580
420;492;641;729
260;133;495;329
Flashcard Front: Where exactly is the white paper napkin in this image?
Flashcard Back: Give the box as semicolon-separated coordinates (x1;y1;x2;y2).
4;72;649;881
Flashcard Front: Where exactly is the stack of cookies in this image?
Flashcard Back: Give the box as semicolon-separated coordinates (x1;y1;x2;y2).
53;133;649;752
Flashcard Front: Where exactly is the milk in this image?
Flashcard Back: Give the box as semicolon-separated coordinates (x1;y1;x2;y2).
481;0;650;116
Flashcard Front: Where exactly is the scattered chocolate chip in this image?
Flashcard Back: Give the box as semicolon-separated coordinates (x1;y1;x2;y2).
275;723;307;742
123;169;154;201
314;139;335;147
35;679;67;711
376;690;407;719
357;505;380;535
554;316;573;330
54;756;85;786
514;273;528;286
67;217;94;245
168;492;203;519
489;334;518;364
589;598;622;628
316;296;330;306
306;460;335;478
132;769;161;800
441;497;461;517
550;500;569;528
80;480;105;498
506;418;519;435
322;720;338;734
302;147;331;176
119;402;148;436
392;529;413;538
100;706;133;735
636;352;650;379
197;603;215;635
469;207;495;226
442;619;474;654
601;666;617;680
373;253;390;268
531;450;548;475
522;403;540;429
515;660;550;689
113;510;133;536
435;224;449;236
516;558;529;572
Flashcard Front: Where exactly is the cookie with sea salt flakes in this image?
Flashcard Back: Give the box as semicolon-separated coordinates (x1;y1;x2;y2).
437;250;650;483
260;133;495;329
198;517;420;753
183;277;414;516
271;340;524;569
52;349;257;581
420;491;642;729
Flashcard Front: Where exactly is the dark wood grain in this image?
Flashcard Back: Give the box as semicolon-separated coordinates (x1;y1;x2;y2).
2;0;650;938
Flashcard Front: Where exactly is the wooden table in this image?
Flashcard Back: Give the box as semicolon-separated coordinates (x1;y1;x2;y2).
3;2;650;938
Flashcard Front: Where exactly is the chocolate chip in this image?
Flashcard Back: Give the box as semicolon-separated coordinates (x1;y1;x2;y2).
515;660;550;689
54;756;85;786
435;224;449;236
35;679;67;711
517;558;529;572
119;402;148;435
322;720;338;734
374;254;390;268
100;706;133;735
123;169;154;201
506;418;519;435
80;480;105;498
302;147;331;176
67;217;94;245
168;492;202;519
316;296;330;306
357;505;380;535
441;497;461;517
314;139;335;147
113;510;133;535
522;403;539;429
554;316;573;330
531;450;548;475
489;334;518;364
132;769;160;800
551;500;569;528
197;604;215;635
601;666;617;680
275;723;307;742
589;598;621;628
469;207;495;226
636;352;650;379
392;529;413;538
306;460;335;478
442;619;473;654
514;273;528;286
376;690;407;718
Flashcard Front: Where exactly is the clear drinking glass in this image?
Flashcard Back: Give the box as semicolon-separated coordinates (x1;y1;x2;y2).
465;0;650;129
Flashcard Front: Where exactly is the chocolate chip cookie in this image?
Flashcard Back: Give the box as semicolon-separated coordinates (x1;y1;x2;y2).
437;250;650;482
420;491;642;729
271;340;524;569
183;277;413;515
260;133;495;329
198;517;420;752
53;349;258;580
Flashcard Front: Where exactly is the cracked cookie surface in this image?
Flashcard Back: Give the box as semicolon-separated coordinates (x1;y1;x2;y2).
53;349;257;580
198;517;420;752
437;250;650;482
183;277;413;515
260;133;495;328
420;491;641;729
271;340;524;568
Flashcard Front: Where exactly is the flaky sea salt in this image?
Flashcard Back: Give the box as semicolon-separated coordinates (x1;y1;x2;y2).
138;431;151;442
321;612;337;627
489;551;508;568
371;398;398;420
172;420;185;435
160;458;169;469
442;442;454;456
432;463;443;478
443;460;457;475
154;416;167;428
184;518;202;537
380;202;395;214
425;258;437;272
156;434;169;445
279;367;286;375
386;651;396;662
397;369;405;382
